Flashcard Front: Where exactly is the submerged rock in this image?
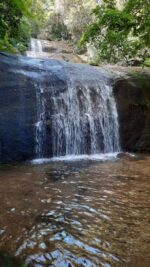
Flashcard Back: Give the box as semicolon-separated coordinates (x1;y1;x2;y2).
0;251;24;267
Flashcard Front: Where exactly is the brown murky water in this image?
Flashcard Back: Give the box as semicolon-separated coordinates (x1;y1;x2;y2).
0;154;150;267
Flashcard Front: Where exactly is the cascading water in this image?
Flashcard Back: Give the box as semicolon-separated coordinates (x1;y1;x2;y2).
27;38;120;159
26;38;43;58
27;38;46;158
34;85;46;158
50;65;120;157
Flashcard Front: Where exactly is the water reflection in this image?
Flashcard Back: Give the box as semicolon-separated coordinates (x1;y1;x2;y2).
0;155;150;266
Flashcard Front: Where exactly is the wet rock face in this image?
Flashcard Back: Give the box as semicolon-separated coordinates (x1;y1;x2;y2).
114;73;150;152
0;53;67;163
0;53;38;162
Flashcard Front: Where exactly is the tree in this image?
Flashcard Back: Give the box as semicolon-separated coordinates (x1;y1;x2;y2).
79;0;150;65
46;0;97;42
0;0;33;52
0;0;48;53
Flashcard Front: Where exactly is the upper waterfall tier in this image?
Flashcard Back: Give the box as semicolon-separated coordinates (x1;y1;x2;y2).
26;38;86;63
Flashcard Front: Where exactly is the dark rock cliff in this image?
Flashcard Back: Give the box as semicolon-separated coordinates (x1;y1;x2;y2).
114;72;150;152
0;53;68;162
0;53;36;162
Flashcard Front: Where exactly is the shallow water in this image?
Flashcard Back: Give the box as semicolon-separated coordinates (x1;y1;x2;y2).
0;154;150;266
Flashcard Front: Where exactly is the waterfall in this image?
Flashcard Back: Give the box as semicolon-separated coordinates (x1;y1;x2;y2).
27;38;120;159
34;85;46;158
50;65;120;156
27;38;46;158
26;38;43;58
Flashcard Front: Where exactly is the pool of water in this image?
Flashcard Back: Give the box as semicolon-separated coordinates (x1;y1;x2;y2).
0;154;150;266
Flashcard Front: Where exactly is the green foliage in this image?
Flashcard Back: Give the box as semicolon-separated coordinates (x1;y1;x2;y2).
0;34;17;53
144;58;150;67
12;0;32;17
45;0;96;43
79;0;150;65
0;0;22;39
30;0;51;38
16;17;32;52
0;0;35;53
0;0;57;53
125;0;150;47
103;0;116;9
47;13;70;40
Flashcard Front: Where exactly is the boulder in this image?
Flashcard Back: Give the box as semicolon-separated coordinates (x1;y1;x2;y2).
114;72;150;152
